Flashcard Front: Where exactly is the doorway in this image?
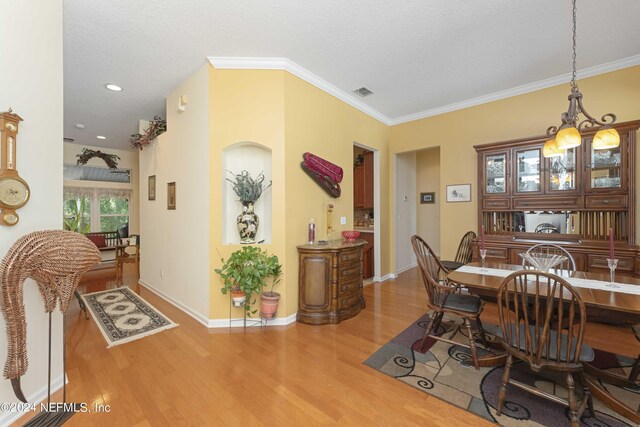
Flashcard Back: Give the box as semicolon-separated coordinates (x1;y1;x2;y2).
394;147;440;274
353;143;380;282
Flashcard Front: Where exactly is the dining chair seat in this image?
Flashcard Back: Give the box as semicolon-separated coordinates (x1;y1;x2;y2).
496;324;595;363
441;260;464;271
439;293;482;313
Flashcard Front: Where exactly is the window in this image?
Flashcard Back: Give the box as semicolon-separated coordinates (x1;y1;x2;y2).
63;188;131;232
99;196;129;232
63;196;91;233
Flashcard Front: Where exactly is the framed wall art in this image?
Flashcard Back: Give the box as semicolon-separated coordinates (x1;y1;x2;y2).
446;184;471;203
420;192;435;204
167;182;176;210
148;175;156;200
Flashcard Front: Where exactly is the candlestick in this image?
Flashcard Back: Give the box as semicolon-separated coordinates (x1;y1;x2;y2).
481;225;485;250
609;227;614;259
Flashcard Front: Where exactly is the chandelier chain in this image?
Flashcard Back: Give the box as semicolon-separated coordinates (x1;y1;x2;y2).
571;0;578;91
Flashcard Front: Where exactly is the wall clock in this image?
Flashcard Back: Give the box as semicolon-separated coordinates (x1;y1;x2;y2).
0;110;30;226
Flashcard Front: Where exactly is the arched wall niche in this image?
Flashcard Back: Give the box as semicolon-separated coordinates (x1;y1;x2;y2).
222;141;273;244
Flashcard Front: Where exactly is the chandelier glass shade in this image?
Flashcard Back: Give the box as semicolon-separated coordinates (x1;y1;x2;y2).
542;0;619;158
542;138;563;158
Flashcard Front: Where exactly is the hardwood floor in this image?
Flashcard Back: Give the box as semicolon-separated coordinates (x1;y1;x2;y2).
15;265;640;426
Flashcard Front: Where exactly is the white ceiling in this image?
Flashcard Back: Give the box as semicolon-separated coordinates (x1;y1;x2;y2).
63;0;640;150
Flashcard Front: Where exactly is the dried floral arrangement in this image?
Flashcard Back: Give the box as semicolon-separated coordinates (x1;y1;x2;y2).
76;148;121;170
129;115;167;150
226;170;272;202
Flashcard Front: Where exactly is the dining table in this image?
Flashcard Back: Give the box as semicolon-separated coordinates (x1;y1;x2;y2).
447;261;640;423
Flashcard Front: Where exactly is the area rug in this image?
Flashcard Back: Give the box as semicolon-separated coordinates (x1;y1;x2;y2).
81;287;178;347
364;314;639;426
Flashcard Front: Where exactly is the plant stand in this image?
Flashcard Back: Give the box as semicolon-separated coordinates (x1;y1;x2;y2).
228;294;267;331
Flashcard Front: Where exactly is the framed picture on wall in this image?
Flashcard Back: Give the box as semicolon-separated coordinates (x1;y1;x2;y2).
167;182;176;210
420;192;435;204
148;175;156;200
446;184;471;203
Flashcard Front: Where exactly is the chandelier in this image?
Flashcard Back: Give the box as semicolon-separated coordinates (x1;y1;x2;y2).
542;0;619;158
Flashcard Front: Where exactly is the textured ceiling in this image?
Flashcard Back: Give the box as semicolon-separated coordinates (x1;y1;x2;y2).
63;0;640;150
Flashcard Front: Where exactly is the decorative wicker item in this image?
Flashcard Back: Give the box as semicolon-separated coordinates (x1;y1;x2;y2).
519;252;567;272
0;230;101;401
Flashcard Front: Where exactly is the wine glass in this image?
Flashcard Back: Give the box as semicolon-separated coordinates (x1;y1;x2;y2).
479;249;487;272
606;258;619;288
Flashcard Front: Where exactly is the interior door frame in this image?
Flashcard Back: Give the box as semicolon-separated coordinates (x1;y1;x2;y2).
353;141;381;281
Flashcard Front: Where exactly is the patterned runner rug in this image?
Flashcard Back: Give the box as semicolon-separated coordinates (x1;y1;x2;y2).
364;314;638;426
82;287;177;347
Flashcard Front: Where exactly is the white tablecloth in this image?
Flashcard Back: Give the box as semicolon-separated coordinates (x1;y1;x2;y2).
455;265;640;296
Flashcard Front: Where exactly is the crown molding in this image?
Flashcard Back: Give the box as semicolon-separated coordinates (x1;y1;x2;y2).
208;57;392;125
389;54;640;126
208;55;640;128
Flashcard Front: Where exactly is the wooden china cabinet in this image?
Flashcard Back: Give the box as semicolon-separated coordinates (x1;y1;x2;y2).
475;120;640;277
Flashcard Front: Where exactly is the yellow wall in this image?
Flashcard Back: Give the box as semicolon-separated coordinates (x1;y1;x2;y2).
416;147;440;253
283;72;390;315
209;68;287;318
390;65;640;263
209;67;391;318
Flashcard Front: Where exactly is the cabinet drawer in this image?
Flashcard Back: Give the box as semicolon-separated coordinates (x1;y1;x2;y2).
339;248;361;263
339;279;361;295
585;195;628;209
587;254;634;272
513;196;582;210
339;291;361;310
339;262;361;281
484;247;509;261
482;198;510;210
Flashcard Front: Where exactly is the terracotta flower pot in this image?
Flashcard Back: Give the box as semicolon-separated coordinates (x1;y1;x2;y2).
230;289;246;307
260;291;280;319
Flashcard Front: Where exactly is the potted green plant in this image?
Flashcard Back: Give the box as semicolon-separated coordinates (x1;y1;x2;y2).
260;256;282;319
215;245;282;317
227;170;272;244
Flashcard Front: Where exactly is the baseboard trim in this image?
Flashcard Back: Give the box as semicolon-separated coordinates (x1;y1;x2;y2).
396;262;417;275
377;273;398;282
207;312;297;328
0;374;65;426
138;280;210;327
138;281;298;329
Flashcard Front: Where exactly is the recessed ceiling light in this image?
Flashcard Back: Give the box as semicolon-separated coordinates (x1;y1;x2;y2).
105;83;123;92
75;123;85;129
97;135;106;140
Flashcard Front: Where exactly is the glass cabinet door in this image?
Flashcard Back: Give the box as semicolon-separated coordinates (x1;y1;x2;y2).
547;147;578;192
485;153;507;194
515;148;541;193
589;142;622;190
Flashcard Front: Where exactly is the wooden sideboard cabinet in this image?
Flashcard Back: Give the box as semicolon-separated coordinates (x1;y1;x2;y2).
475;120;640;276
297;240;365;325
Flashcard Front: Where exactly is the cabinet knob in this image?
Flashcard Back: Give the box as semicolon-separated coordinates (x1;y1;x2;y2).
563;201;568;205
522;202;528;206
603;200;609;204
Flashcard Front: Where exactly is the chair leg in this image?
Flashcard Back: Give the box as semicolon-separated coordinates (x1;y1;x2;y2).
475;315;489;345
463;317;480;370
496;354;513;416
579;371;594;417
566;372;579;427
629;355;640;382
418;311;441;351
